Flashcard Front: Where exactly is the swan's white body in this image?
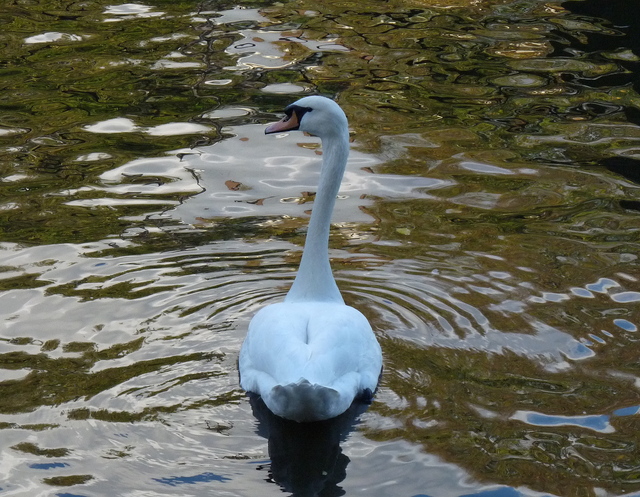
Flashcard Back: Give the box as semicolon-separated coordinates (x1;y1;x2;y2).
239;96;382;422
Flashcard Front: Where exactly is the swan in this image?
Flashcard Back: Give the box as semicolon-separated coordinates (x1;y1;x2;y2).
239;96;383;422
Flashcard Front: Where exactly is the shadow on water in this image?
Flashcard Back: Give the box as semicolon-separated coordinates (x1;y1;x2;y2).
561;0;640;79
561;0;640;184
249;394;371;497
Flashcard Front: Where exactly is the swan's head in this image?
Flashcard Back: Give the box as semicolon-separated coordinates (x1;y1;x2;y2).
265;96;348;138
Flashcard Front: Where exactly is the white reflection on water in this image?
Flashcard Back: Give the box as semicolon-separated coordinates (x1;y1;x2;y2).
261;83;310;94
73;121;451;221
0;128;28;136
212;7;350;71
614;319;638;332
83;118;211;136
511;411;615;434
202;107;253;119
208;7;269;25
74;152;113;162
23;32;86;44
151;59;205;70
612;291;640;303
83;117;138;134
103;3;164;20
459;161;538;176
178;124;451;223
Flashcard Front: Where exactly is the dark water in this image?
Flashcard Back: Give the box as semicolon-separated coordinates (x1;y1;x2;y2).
1;0;640;496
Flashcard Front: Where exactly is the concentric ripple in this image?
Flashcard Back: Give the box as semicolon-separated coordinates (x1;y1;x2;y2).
339;251;640;366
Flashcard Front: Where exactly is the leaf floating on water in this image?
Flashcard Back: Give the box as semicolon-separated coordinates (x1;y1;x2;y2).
225;180;251;191
297;142;320;150
396;227;412;236
299;191;316;204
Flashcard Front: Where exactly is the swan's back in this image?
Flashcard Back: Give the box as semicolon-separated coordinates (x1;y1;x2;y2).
239;96;382;422
239;302;382;422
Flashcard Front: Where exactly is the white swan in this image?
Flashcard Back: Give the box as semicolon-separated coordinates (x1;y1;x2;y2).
239;96;383;422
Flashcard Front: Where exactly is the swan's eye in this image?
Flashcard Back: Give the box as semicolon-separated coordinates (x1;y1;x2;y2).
284;105;313;122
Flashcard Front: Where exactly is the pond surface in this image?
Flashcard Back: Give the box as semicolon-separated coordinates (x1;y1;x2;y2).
1;0;640;496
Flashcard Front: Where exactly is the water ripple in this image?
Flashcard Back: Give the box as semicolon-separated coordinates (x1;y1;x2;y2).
2;0;640;495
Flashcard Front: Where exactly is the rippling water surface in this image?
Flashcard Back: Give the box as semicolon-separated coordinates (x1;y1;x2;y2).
1;0;640;496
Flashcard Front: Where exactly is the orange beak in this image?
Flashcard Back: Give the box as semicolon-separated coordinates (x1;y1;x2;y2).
265;110;300;134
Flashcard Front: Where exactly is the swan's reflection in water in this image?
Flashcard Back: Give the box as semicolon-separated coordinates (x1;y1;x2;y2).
249;394;371;497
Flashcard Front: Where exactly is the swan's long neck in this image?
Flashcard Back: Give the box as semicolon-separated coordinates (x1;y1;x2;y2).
285;130;349;303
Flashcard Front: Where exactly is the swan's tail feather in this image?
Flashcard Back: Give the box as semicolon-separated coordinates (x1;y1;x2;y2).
357;387;374;404
264;379;346;422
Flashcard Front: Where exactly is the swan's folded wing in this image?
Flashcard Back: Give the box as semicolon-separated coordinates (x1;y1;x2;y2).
239;302;381;394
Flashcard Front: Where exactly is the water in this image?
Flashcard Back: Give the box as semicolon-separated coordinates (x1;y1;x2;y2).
1;0;640;495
